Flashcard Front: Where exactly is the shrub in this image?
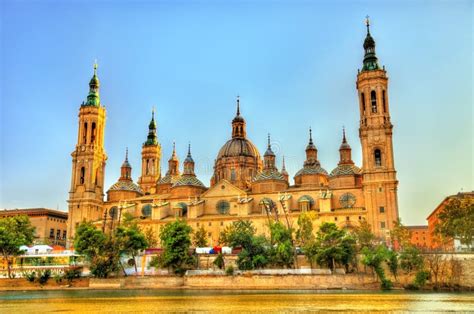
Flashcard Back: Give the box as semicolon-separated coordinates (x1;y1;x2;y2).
38;269;51;285
24;271;36;283
63;269;81;284
54;273;63;284
414;270;430;288
225;265;234;276
381;278;393;290
213;253;225;270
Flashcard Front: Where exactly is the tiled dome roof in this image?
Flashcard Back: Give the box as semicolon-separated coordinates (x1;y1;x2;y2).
330;164;362;177
108;181;143;194
253;170;285;182
217;138;261;159
295;164;328;177
157;174;180;185
172;175;206;188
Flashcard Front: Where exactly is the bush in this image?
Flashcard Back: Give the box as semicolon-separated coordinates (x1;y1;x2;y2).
24;271;36;283
38;269;51;285
381;278;393;290
414;270;430;288
63;268;81;284
213;253;225;270
54;273;63;284
225;265;234;276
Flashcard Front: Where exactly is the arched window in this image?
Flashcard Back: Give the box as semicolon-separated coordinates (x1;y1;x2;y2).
371;90;377;113
230;169;236;181
91;122;96;144
259;198;275;214
80;167;85;184
361;92;366;113
216;200;230;215
109;206;118;219
177;202;188;217
374;149;382;166
83;122;88;144
298;195;314;212
382;90;387;113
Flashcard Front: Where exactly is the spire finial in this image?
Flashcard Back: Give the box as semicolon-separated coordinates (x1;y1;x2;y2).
342;126;347;143
267;133;271;148
236;95;240;116
365;15;370;34
172;141;176;154
93;59;98;75
187;142;191;156
282;155;286;170
125;147;129;162
152;106;155;120
309;127;313;144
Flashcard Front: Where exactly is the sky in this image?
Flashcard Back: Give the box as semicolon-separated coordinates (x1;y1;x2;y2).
0;0;472;225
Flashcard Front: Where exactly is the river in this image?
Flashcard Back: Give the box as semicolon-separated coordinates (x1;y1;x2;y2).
0;290;473;313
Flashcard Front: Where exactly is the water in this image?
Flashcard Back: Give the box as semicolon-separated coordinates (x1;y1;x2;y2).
0;290;473;313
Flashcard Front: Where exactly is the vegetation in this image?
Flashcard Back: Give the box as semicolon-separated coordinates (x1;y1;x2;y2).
74;221;148;278
399;246;424;274
435;197;474;250
390;219;411;250
0;215;35;278
213;252;225;270
159;219;194;275
295;212;315;247
193;225;209;247
225;265;234;276
268;221;294;268
361;245;392;290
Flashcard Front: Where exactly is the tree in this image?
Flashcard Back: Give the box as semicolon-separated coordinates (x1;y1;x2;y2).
435;197;474;250
390;219;411;250
268;221;294;268
143;227;158;248
361;244;392;290
219;220;269;270
386;250;399;280
159;219;194;275
193;225;208;247
116;224;148;275
295;212;315;247
399;245;424;274
0;215;35;278
352;220;377;251
308;223;356;271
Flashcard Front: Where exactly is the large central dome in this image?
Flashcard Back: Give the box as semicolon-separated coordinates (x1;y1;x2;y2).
211;97;263;190
217;138;261;159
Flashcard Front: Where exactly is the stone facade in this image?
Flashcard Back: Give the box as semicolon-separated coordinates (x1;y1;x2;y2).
67;22;399;245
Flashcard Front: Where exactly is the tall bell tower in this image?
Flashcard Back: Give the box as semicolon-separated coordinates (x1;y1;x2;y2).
67;63;107;245
138;109;162;194
357;18;399;239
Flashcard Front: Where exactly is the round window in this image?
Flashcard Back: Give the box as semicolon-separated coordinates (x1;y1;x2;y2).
216;200;230;215
339;193;356;208
141;204;152;217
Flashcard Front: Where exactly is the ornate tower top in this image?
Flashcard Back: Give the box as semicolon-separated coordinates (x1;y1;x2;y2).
362;16;380;72
144;108;158;146
304;127;320;167
232;96;246;138
120;148;132;181
264;133;275;157
84;62;101;107
183;142;196;176
338;127;354;165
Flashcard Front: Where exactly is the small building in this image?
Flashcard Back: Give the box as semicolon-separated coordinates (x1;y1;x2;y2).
406;225;430;250
427;191;473;251
0;208;68;247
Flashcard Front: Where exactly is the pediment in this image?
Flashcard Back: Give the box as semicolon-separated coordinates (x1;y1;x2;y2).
200;179;248;199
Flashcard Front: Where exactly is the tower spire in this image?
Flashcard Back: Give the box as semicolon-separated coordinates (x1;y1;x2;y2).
231;96;246;138
362;16;379;71
342;126;347;144
267;133;271;149
236;95;240;116
84;62;101;107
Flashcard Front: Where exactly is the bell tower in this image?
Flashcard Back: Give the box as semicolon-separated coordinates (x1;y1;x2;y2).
357;18;399;239
138;108;162;194
67;63;107;245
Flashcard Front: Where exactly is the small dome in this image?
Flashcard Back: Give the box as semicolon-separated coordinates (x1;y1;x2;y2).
108;181;143;194
363;33;375;50
89;74;99;87
253;170;285;182
217;138;261;160
330;164;362;177
295;164;328;177
158;174;180;185
172;175;206;188
232;115;245;123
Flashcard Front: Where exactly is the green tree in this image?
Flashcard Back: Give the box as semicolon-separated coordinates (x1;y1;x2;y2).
295;212;314;247
386;250;399;280
361;244;392;290
390;219;411;250
308;223;356;271
193;225;208;247
268;221;294;268
159;219;194;275
399;245;424;274
353;220;377;251
219;220;269;270
435;197;474;250
116;224;148;275
143;227;158;248
74;222;120;278
0;215;35;278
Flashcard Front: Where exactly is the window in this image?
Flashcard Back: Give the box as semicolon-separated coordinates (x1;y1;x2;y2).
382;90;387;113
56;229;61;239
216;200;230;215
80;167;85;184
358;216;362;220
334;217;338;221
380;221;386;229
91;122;96;144
208;222;212;226
141;204;152;218
220;221;224;226
346;216;350;221
374;149;382;166
361;93;366;113
63;230;67;239
196;222;200;227
230;169;236;181
49;228;54;238
298;195;314;211
371;90;377;113
83;122;88;144
379;206;385;213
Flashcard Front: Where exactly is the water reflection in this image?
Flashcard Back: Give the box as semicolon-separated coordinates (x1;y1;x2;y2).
0;290;473;313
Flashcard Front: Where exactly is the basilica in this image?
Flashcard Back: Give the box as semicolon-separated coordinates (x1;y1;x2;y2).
67;21;399;246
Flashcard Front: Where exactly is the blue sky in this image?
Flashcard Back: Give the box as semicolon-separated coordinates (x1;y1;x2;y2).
0;0;472;225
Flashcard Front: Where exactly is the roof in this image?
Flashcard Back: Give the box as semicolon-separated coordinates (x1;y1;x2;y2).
172;175;206;188
0;208;68;219
108;181;143;194
330;164;362;177
427;191;474;220
406;225;428;230
158;174;181;185
217;138;261;159
295;164;328;177
253;170;285;182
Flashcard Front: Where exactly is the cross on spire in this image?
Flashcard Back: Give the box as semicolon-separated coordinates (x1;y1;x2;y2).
236;95;240;116
365;15;370;33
